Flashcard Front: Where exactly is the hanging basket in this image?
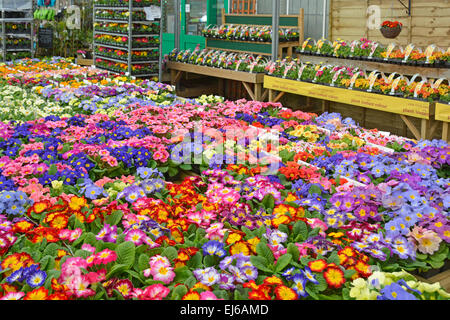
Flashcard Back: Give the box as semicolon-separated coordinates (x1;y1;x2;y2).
380;25;402;39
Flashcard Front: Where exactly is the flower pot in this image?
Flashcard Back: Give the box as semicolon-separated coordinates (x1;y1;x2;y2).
380;25;402;39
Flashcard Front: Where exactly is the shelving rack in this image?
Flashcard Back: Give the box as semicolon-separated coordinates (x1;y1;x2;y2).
93;0;163;79
0;0;34;61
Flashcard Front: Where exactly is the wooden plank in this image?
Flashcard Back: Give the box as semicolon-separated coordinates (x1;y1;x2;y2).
296;55;450;79
254;83;262;101
260;88;269;102
401;115;422;140
242;81;256;100
415;269;450;293
330;0;450;48
167;61;264;83
264;76;432;119
274;91;286;103
443;122;449;142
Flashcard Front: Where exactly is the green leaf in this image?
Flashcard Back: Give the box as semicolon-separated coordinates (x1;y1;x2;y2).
415;252;428;261
256;241;274;265
203;255;217;267
342;287;351;300
255;225;266;238
278;224;289;235
184;276;197;289
287;243;300;262
137;253;150;271
429;259;445;269
74;249;91;259
292;220;308;241
168;167;178;177
315;274;328;292
344;269;356;279
275;254;292;273
306;286;319;300
43;243;59;257
125;269;145;284
173;266;193;283
83;232;97;246
105;210;123;226
116;241;136;268
106;263;129;279
327;251;340;265
171;284;188;300
250;256;273;273
180;164;192;171
48;164;58;175
430;252;447;263
262;194;275;210
39;255;52;270
308;184;322;196
187;252;203;269
162;247;178;261
158;166;169;173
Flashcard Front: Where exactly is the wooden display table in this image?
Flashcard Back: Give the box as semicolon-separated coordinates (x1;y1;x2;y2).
296;55;450;79
167;61;268;101
435;102;450;142
264;75;437;140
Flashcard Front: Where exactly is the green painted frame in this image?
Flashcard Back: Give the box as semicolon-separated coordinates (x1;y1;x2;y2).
162;0;229;56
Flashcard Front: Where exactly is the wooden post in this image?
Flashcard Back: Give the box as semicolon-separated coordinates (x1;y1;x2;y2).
254;83;262;101
421;119;429;140
298;8;305;45
269;89;275;102
328;0;333;41
443;122;449;142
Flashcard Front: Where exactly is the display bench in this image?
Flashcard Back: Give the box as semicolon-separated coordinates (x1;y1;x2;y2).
204;8;304;58
167;61;268;101
264;75;438;141
435;102;450;142
295;55;450;80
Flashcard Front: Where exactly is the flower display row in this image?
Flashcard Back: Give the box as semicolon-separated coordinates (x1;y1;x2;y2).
202;25;300;43
168;47;268;73
4;23;31;33
94;34;159;48
166;48;449;103
95;9;147;22
94;0;161;7
94;22;160;35
5;38;31;49
299;38;450;67
0;57;449;301
95;46;159;62
265;59;449;102
0;57;176;122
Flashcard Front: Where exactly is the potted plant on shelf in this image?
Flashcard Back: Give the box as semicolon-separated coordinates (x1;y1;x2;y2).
380;20;403;39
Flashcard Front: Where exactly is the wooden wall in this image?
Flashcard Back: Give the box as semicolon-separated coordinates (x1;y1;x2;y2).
329;0;450;48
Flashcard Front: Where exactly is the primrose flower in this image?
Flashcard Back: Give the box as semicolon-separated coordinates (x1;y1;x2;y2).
94;248;117;265
378;281;419;300
408;226;442;254
202;240;227;258
151;261;176;284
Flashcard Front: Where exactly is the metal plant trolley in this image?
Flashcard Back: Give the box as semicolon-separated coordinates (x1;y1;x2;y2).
93;1;164;79
0;0;34;61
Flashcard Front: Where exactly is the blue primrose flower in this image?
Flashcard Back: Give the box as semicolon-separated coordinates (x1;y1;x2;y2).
378;281;419;300
26;270;47;288
84;185;105;200
291;273;309;298
202;240;227;258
